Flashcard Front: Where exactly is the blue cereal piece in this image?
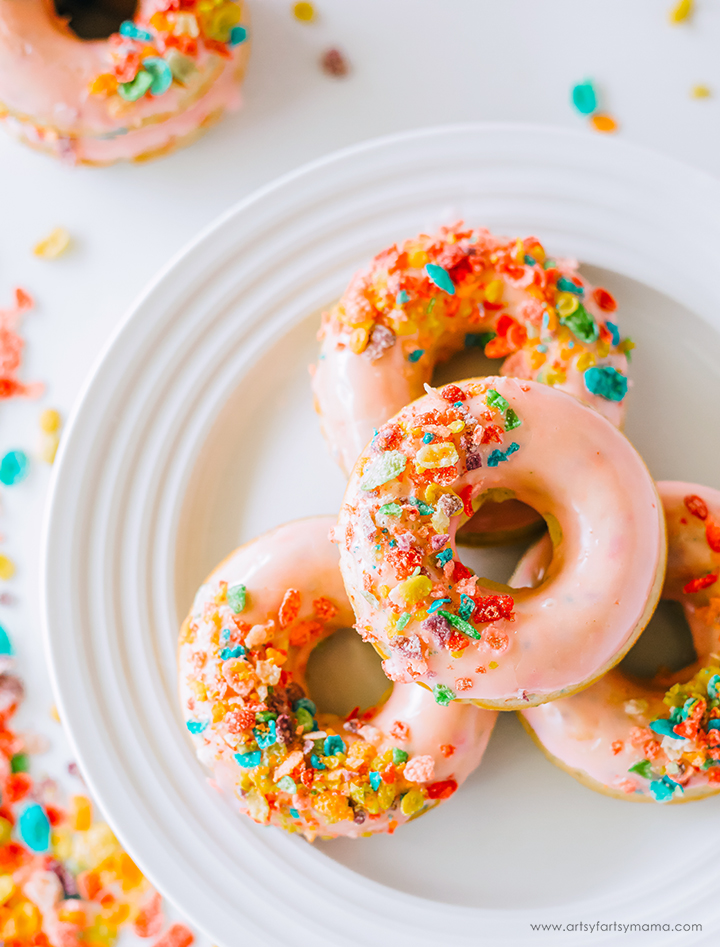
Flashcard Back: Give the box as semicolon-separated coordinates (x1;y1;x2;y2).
605;320;621;346
234;750;262;768
408;349;424;363
143;56;173;96
583;366;628;402
18;804;50;852
324;735;346;756
311;754;326;770
253;720;277;748
220;645;246;660
369;771;382;791
186;720;209;735
0;450;28;486
424;263;455;295
119;20;153;41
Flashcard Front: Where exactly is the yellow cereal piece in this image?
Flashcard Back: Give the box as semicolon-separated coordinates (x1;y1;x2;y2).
71;795;92;832
543;306;558;332
314;791;352;823
576;351;596;372
393;574;432;606
0;556;14;581
88;73;118;96
596;341;610;359
400;788;425;816
211;700;228;723
489;661;499;669
118;851;144;890
293;1;316;20
484;279;504;304
40;408;61;433
202;1;242;40
530;349;546;370
33;227;71;260
0;819;11;847
669;0;693;23
691;84;711;98
350;326;369;354
555;293;579;317
407;248;428;269
448;419;465;433
40;432;60;464
150;11;170;30
11;900;42;937
51;827;72;861
189;679;207;700
265;646;287;665
424;483;441;505
416;442;459;469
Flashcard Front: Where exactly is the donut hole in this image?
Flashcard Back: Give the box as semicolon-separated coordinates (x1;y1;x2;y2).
305;627;391;717
457;530;549;588
54;0;139;41
620;600;697;679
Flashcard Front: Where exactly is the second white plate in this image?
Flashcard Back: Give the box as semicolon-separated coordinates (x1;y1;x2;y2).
43;125;720;946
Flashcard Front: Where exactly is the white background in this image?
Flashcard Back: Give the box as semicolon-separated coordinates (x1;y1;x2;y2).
1;1;719;942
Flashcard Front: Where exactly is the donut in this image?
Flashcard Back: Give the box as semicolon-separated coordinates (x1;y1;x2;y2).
0;0;249;165
179;517;496;841
312;222;633;477
519;481;720;803
335;376;665;710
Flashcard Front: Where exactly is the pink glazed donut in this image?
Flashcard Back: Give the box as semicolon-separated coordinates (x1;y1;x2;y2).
0;0;249;165
336;376;665;710
179;517;496;841
520;482;720;803
312;223;633;476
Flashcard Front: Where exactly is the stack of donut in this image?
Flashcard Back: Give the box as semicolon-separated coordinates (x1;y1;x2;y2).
179;222;720;842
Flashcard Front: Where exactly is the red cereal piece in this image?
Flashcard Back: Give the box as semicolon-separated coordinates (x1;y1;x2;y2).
224;708;256;733
458;484;474;518
706;520;720;553
611;740;624;756
313;596;338;621
440;384;465;402
683;573;718;594
480;424;503;444
385;544;423;579
451;561;473;582
0;841;28;872
278;588;301;628
472;594;515;624
320;48;349;77
374;423;403;451
152;923;195;947
484;335;514;359
426;778;458;800
5;772;31;803
440;744;455;758
684;494;708;520
592;287;617;312
454;677;473;691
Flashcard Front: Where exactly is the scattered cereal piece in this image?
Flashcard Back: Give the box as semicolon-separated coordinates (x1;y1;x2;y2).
669;0;693;23
0;449;29;485
40;431;60;464
0;555;14;581
33;227;71;260
153;922;195;947
691;84;711;98
293;1;316;21
590;113;618;134
321;47;349;77
40;408;61;433
571;80;597;115
0;625;12;656
18;802;51;852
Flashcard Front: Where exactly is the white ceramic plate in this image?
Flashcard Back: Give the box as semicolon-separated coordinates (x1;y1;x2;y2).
42;125;720;946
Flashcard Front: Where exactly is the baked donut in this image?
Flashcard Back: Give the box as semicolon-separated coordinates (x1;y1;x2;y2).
179;517;496;841
0;0;249;165
519;481;720;803
312;222;633;476
336;376;665;710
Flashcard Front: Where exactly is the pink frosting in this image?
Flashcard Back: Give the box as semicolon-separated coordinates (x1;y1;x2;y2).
520;482;720;801
0;0;248;163
178;517;496;840
336;377;665;709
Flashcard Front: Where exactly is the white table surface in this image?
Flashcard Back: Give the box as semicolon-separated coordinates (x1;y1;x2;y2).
1;1;719;942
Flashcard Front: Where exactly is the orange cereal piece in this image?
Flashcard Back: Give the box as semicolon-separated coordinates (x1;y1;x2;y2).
590;113;618;134
278;588;301;628
153;922;195;947
288;619;322;647
118;851;144;890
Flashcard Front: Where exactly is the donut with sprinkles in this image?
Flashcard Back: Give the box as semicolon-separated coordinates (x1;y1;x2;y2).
312;222;633;476
336;376;665;709
520;481;720;803
179;517;496;840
